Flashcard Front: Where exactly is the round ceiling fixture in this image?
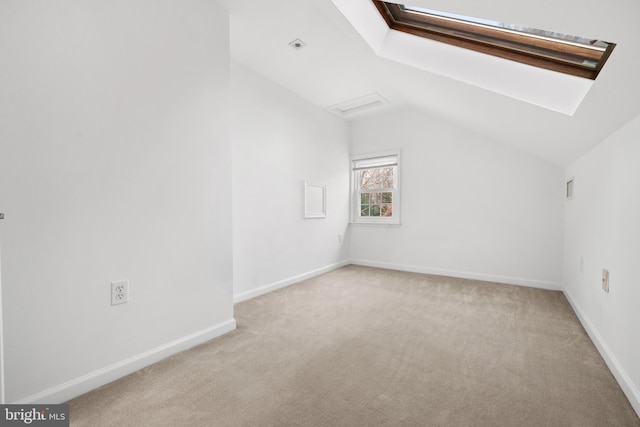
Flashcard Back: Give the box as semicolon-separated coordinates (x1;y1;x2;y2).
288;39;306;50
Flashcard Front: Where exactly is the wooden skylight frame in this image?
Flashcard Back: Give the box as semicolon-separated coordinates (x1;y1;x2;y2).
372;1;615;80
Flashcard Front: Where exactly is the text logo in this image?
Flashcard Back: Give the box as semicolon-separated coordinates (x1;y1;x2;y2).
1;405;68;426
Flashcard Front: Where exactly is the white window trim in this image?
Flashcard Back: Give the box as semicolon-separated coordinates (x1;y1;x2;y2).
350;149;401;225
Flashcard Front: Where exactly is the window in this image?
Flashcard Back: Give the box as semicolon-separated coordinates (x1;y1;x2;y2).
372;1;616;80
351;151;400;225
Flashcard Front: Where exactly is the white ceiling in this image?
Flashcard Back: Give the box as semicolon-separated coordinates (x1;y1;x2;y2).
221;0;640;166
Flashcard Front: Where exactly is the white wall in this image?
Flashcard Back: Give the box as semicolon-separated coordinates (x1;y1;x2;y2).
563;112;640;414
0;0;234;403
231;63;350;302
349;108;564;289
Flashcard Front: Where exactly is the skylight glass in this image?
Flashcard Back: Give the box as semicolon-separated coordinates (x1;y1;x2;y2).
373;1;615;79
400;6;606;49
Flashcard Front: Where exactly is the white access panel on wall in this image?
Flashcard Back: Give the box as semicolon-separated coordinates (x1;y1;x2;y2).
303;181;327;219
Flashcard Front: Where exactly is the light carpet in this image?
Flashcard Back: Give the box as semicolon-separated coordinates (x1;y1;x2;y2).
68;265;640;426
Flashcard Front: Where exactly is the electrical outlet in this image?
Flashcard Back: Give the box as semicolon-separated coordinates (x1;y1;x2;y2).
601;269;609;293
111;280;129;305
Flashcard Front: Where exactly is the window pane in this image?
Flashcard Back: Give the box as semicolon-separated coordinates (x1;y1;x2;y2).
360;170;378;189
381;192;392;203
361;193;370;204
362;169;381;190
372;169;383;189
360;205;370;216
400;4;606;48
360;166;396;190
370;205;381;216
381;204;393;217
383;169;394;188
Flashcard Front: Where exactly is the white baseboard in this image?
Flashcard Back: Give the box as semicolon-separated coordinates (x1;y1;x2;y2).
563;289;640;417
349;259;562;291
234;260;350;304
14;318;237;405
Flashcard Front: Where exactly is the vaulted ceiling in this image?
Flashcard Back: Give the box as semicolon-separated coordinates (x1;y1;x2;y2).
221;0;640;166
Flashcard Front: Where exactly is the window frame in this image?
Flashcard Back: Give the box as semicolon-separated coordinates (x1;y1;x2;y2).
372;1;615;80
350;150;401;226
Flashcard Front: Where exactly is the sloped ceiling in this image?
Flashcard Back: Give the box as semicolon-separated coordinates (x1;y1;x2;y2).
221;0;640;166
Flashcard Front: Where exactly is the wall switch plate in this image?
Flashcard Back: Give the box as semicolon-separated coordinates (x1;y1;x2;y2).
601;269;609;293
111;280;129;305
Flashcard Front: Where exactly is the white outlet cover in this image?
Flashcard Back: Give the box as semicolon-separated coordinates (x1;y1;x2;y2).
601;269;609;293
111;280;129;305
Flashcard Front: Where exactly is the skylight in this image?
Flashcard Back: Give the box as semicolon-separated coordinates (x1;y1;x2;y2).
329;0;608;114
373;1;615;80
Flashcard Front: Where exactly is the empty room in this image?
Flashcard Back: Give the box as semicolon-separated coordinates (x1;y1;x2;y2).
1;0;639;426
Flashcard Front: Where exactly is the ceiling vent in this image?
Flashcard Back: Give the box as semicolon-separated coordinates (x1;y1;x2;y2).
288;39;306;50
326;93;389;116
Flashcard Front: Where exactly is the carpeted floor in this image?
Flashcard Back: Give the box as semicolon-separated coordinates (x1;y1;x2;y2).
68;265;640;426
